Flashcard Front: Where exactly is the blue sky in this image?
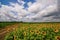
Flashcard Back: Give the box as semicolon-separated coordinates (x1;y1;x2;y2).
24;0;35;8
0;0;17;5
0;0;59;22
0;0;35;8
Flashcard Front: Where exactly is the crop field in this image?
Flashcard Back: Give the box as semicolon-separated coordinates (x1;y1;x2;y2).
0;22;19;28
4;22;60;40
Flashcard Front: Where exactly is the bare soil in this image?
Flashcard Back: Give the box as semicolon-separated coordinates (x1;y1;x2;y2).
0;23;20;40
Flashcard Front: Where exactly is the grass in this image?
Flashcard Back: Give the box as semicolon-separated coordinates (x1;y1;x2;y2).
4;22;60;40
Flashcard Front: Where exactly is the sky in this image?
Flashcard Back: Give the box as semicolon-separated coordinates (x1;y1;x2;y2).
0;0;60;22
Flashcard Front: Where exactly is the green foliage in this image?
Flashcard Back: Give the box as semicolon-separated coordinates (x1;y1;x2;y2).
4;27;60;40
0;22;18;28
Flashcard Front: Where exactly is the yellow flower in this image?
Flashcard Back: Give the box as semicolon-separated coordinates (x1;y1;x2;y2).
30;30;33;32
42;31;46;35
36;31;40;35
54;29;59;33
30;30;34;34
34;30;40;35
55;36;60;40
23;32;26;36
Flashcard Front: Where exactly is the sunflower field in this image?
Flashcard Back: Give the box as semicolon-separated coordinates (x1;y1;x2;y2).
4;22;60;40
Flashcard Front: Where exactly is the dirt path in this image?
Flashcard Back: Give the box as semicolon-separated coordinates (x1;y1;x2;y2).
0;23;20;40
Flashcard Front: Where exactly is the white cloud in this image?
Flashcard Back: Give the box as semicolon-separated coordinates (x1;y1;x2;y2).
27;2;32;7
27;0;57;19
25;0;58;22
28;0;57;13
17;0;25;6
0;3;29;21
0;0;59;22
36;0;57;5
28;3;42;13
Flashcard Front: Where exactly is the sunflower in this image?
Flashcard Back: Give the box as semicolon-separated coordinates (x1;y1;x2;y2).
42;31;46;35
34;30;40;35
23;31;26;36
30;30;34;34
36;31;40;35
55;36;60;40
54;29;59;33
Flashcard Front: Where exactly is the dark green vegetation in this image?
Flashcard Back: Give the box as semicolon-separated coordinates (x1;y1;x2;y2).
4;22;60;40
0;22;19;28
0;22;60;28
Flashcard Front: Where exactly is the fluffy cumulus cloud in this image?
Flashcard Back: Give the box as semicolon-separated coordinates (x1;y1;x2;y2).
0;2;29;21
0;0;60;22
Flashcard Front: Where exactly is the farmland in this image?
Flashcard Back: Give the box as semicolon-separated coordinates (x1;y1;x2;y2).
3;22;60;40
0;22;20;28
